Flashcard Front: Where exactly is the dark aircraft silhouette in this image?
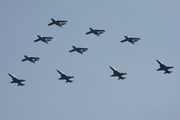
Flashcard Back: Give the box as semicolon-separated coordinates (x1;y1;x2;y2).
21;55;40;64
86;27;105;37
156;59;174;74
56;70;74;83
34;35;53;44
109;66;127;80
121;35;140;44
48;18;67;28
69;46;88;54
8;73;25;86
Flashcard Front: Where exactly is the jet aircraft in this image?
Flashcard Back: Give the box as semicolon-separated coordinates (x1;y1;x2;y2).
21;55;40;64
56;70;74;83
156;59;173;74
86;27;105;37
8;73;25;86
121;35;140;44
48;18;67;27
109;66;127;80
34;35;53;44
69;46;88;54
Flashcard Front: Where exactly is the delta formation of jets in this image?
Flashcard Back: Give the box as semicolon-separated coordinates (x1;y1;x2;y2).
8;18;174;86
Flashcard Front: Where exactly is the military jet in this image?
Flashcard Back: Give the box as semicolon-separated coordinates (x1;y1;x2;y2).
86;27;105;37
34;35;53;44
109;66;127;80
156;59;174;74
121;35;140;44
8;73;25;86
21;55;40;64
56;70;74;83
69;46;88;54
48;18;67;28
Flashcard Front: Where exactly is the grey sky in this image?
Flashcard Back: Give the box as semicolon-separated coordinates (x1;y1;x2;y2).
1;0;180;120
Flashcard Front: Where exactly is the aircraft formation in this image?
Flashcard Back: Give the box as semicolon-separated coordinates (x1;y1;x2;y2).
8;18;174;86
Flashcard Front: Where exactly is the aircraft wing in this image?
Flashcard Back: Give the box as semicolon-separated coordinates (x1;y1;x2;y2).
120;72;127;75
69;49;76;52
57;20;67;23
43;37;53;39
31;57;40;61
95;29;105;32
133;39;139;42
34;39;40;42
80;48;88;52
57;70;64;75
8;73;16;79
166;66;174;69
86;31;92;35
120;39;128;43
48;22;54;26
109;66;117;72
156;59;164;65
130;37;140;40
21;58;27;62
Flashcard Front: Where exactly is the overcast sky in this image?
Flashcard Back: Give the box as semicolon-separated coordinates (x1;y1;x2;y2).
1;0;180;120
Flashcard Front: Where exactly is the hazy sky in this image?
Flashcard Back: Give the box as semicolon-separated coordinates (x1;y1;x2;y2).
1;0;180;120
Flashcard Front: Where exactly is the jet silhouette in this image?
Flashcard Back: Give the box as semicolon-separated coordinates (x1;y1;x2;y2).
56;70;74;83
156;59;174;74
8;73;25;86
86;27;105;37
69;46;88;54
121;35;140;44
34;35;53;44
109;66;127;80
21;55;40;64
48;18;67;28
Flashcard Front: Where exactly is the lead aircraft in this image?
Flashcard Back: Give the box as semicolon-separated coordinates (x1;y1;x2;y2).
109;66;127;80
121;35;140;44
69;46;88;54
86;27;105;37
8;73;25;86
34;35;53;44
156;59;173;74
21;55;40;64
56;70;74;83
48;18;67;28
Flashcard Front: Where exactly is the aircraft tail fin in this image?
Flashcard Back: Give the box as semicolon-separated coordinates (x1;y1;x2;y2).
118;77;126;80
17;83;25;86
164;71;172;74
